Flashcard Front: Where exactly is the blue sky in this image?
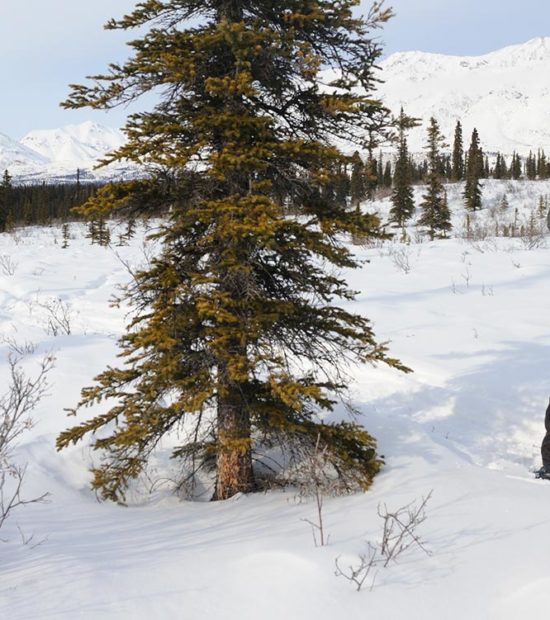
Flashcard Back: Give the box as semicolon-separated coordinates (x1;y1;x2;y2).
380;0;550;57
1;0;549;138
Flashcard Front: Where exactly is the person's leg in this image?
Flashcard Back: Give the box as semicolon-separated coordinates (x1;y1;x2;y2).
541;400;550;470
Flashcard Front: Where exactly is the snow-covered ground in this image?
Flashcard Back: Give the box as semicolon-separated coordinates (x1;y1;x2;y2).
2;180;550;619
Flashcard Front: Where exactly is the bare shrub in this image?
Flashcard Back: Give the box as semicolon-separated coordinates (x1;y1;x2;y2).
461;266;471;288
35;297;73;336
8;231;23;246
297;436;337;547
461;218;502;254
334;543;379;591
519;212;546;250
0;349;54;532
289;432;369;547
389;245;412;274
378;491;432;566
412;229;425;245
0;254;17;276
335;491;433;591
0;337;36;356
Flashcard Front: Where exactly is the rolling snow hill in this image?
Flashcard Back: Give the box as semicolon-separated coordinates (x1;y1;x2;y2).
378;37;550;155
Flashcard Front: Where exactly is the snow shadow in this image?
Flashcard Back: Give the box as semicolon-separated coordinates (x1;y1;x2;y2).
349;340;550;473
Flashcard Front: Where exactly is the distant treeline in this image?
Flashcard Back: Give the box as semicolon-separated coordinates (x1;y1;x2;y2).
0;171;101;231
1;127;549;236
348;146;550;197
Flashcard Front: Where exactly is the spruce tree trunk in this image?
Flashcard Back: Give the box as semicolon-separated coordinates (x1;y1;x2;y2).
215;365;254;500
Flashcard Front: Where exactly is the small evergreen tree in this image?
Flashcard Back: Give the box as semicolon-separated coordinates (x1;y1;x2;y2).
382;161;392;188
350;152;366;209
438;188;452;238
526;151;537;180
377;152;384;186
451;120;464;181
418;117;450;239
97;218;111;247
61;223;70;249
389;108;417;227
86;220;99;245
364;156;379;200
464;128;483;211
334;162;351;208
511;152;522;180
493;153;507;180
499;194;510;212
482;154;490;179
0;170;13;233
537;150;548;179
443;155;452;181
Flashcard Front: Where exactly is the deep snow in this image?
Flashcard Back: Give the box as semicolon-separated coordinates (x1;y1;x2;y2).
2;181;550;619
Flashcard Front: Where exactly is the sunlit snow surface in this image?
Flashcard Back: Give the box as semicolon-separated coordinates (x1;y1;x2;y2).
2;180;550;619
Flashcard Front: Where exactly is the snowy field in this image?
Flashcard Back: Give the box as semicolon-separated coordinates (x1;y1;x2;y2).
2;180;550;619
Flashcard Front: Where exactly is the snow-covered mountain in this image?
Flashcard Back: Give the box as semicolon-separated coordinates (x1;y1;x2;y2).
0;121;130;183
378;37;550;155
21;121;125;166
3;37;550;182
0;132;49;171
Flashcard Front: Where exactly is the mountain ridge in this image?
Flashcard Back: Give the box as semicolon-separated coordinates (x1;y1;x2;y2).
2;37;550;182
0;121;130;184
21;121;125;166
378;36;550;155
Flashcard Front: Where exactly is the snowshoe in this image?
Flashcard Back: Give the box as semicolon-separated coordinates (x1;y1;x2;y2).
534;467;550;480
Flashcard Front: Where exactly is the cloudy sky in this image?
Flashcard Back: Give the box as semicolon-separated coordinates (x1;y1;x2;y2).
1;0;549;138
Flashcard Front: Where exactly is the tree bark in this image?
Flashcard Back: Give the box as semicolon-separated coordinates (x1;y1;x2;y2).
214;366;255;500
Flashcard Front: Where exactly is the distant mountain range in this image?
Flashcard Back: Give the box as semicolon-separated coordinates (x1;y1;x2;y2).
0;121;130;184
378;37;550;155
3;37;550;184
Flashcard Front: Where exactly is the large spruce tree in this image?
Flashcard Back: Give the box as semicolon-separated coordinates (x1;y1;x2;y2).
56;0;409;502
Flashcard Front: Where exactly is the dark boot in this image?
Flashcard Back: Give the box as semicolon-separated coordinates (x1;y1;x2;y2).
535;467;550;479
